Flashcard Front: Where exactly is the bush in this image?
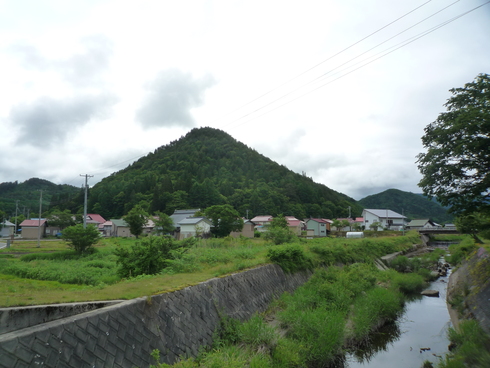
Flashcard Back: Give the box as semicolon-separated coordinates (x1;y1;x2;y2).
62;224;100;254
264;227;295;245
267;244;312;273
115;236;192;278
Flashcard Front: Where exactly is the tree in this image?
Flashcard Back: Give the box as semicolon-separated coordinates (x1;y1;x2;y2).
417;74;490;215
341;219;351;231
264;214;295;245
153;211;175;235
455;213;490;243
62;224;100;254
369;221;382;231
124;205;149;238
47;209;75;230
331;219;342;231
204;204;244;238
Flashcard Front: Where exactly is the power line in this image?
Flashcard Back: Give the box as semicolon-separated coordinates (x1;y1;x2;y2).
225;1;489;130
210;0;436;128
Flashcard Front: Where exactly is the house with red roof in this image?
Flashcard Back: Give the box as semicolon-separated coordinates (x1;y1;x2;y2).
285;216;304;235
19;219;47;239
306;218;331;237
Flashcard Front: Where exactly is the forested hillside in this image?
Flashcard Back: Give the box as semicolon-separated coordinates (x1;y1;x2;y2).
358;188;453;224
88;127;363;220
0;178;82;217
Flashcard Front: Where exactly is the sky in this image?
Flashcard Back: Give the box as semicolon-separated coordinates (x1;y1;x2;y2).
0;0;489;201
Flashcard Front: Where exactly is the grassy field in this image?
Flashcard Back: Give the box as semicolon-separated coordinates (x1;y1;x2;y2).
0;232;422;307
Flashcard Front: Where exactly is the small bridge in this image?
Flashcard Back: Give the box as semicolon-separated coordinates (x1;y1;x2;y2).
417;229;460;235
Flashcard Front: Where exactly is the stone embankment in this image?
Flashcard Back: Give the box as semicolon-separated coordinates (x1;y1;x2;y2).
0;264;312;368
447;247;490;334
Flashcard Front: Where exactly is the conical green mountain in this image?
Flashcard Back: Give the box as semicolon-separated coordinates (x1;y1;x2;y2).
88;127;363;220
358;188;453;224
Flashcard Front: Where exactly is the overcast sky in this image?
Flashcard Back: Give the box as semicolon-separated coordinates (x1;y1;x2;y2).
1;0;489;201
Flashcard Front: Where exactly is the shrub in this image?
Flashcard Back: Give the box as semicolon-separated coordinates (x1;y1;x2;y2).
267;244;312;273
62;224;100;254
115;236;192;278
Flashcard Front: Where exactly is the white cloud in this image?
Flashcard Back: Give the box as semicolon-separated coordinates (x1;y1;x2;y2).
0;0;489;202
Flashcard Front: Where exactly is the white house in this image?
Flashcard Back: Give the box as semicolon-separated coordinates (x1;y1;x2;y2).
1;220;15;238
177;217;213;239
362;209;407;231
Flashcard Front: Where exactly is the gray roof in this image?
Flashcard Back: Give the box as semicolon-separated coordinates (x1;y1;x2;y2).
363;209;406;219
2;220;15;227
170;209;200;225
177;217;212;226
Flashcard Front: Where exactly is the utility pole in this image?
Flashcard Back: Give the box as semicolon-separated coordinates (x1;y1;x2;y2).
80;174;93;229
37;190;43;248
14;200;19;238
348;206;351;219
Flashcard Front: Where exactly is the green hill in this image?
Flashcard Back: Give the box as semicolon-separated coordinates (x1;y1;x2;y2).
0;178;82;217
88;127;363;220
358;188;453;224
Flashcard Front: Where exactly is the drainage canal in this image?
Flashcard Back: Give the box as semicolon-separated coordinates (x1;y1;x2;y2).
341;269;452;368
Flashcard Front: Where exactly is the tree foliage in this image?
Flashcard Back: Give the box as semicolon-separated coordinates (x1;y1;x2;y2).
264;214;295;245
153;211;175;235
455;213;490;243
204;204;244;238
47;209;75;230
114;236;194;278
88;127;362;219
417;74;490;215
62;224;100;254
123;205;149;238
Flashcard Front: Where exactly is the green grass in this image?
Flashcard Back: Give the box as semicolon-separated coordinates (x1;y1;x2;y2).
0;233;418;307
438;320;490;368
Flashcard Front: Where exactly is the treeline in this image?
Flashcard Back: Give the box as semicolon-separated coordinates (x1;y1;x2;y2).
0;178;82;217
88;127;363;220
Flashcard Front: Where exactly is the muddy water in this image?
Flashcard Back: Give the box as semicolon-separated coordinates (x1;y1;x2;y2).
343;272;452;368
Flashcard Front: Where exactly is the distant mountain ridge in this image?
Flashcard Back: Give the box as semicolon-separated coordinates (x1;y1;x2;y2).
358;188;453;224
0;178;82;216
87;127;364;220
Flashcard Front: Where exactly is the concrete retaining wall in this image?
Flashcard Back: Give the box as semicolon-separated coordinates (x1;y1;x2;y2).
0;301;124;335
0;264;312;368
447;247;490;334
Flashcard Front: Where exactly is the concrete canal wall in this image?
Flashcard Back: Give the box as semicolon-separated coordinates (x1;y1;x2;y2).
0;264;312;368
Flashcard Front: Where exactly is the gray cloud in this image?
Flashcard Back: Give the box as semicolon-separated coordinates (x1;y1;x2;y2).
10;94;117;147
9;34;113;87
136;69;215;129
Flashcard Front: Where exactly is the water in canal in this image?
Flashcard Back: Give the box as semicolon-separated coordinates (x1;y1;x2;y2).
343;271;452;368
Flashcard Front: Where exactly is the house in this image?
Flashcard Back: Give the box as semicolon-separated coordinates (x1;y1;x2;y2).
250;215;273;226
1;220;15;238
110;219;131;237
230;219;256;238
285;216;304;235
445;223;457;230
101;220;113;237
305;218;330;237
19;219;47;239
362;209;407;231
109;217;155;237
177;217;212;239
406;219;441;231
85;214;106;231
168;209;201;239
